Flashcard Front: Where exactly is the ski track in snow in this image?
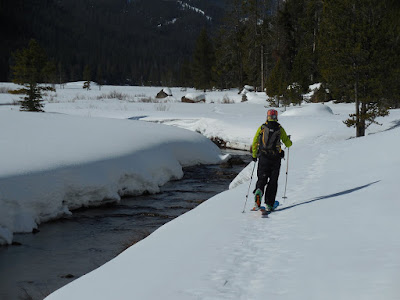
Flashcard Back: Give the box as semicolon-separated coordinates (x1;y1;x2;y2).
2;82;398;300
179;197;303;300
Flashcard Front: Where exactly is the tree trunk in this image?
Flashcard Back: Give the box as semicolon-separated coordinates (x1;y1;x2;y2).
359;102;367;136
261;45;264;91
355;81;362;137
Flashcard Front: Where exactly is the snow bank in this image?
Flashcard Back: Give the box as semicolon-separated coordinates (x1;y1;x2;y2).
244;92;268;104
1;84;399;299
0;111;226;245
46;106;400;300
46;117;400;300
281;103;333;117
229;161;255;190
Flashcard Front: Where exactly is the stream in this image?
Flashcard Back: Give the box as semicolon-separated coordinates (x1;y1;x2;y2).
0;150;250;300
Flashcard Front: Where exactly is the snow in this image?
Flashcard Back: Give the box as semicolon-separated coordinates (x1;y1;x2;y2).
280;102;334;116
242;85;255;93
184;92;206;102
1;82;399;299
177;0;212;21
163;87;172;96
0;109;226;245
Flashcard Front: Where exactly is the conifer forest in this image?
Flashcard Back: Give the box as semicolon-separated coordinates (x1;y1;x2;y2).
1;0;399;121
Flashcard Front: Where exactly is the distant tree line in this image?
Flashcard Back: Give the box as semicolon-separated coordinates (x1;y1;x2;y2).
188;0;400;136
1;0;225;86
4;0;400;136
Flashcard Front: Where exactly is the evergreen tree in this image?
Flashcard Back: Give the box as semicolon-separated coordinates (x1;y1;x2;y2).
96;65;104;90
262;0;298;98
319;0;394;137
43;60;57;89
11;39;52;112
290;0;323;93
192;28;216;91
179;59;193;88
57;62;66;89
266;58;288;106
214;0;246;89
83;64;91;90
241;0;261;88
384;0;400;108
214;0;277;91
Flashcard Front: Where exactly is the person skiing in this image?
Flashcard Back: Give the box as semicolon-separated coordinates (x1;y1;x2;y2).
252;109;292;211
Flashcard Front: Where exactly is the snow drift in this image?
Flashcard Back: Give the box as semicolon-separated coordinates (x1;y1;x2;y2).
0;111;226;245
281;103;333;117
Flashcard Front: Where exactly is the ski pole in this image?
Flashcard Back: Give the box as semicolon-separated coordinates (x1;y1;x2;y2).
242;161;256;213
282;147;290;199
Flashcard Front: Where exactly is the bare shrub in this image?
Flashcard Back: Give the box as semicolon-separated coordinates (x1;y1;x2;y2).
71;94;87;101
46;93;58;103
221;95;234;104
210;136;227;148
134;93;146;98
96;90;130;100
138;97;157;103
154;103;170;111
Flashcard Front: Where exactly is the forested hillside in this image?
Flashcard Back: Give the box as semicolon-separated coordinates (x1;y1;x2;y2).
0;0;226;85
2;0;399;126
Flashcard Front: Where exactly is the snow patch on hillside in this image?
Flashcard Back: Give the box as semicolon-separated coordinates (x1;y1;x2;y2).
177;0;212;21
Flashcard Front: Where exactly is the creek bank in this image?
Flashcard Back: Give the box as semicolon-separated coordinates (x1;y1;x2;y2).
0;152;250;300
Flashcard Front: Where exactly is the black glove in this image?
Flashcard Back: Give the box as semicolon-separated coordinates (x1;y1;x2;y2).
280;150;285;159
252;156;257;162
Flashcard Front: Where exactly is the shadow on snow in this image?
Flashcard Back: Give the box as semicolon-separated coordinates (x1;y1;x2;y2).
275;180;381;212
385;119;400;131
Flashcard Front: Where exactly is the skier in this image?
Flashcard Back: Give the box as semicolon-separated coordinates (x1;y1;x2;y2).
252;109;292;211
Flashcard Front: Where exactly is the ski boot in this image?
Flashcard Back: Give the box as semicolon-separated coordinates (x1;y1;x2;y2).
253;189;263;209
265;204;274;212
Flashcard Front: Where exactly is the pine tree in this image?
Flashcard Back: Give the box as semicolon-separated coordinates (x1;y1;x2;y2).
266;58;288;106
319;0;394;137
96;65;104;90
11;39;52;112
290;0;323;92
179;59;192;88
241;0;261;88
57;63;67;89
214;0;245;89
83;64;91;90
43;60;57;89
384;0;400;108
192;28;215;91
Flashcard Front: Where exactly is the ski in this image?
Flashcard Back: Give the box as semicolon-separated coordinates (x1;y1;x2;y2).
251;206;266;211
251;201;280;218
251;201;280;216
263;201;280;217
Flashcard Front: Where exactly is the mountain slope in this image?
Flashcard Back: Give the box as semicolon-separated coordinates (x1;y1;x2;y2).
0;0;227;84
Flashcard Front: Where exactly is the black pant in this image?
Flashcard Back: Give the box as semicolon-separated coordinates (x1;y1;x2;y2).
255;154;281;206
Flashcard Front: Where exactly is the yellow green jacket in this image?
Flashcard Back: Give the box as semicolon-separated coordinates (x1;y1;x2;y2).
252;121;292;158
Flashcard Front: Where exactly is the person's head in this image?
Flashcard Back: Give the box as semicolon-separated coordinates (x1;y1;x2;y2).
267;109;278;122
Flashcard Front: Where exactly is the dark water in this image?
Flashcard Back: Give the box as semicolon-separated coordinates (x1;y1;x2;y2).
0;151;250;300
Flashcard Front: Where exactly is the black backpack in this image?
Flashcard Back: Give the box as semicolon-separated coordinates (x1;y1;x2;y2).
258;122;281;156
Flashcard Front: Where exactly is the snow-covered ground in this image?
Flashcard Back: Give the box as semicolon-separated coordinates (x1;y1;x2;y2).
1;82;399;299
